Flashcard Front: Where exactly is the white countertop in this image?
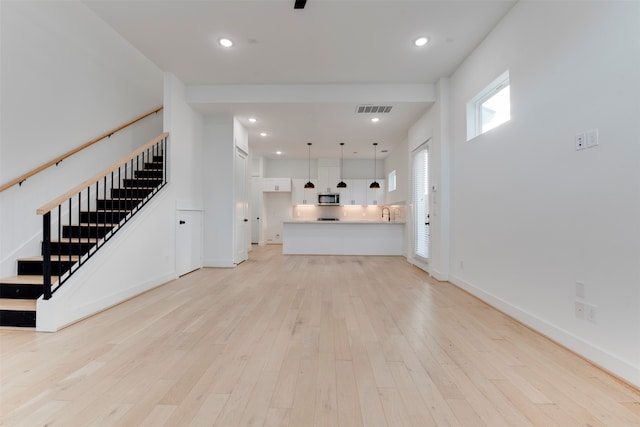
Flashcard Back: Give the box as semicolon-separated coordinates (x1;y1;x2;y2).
282;219;405;224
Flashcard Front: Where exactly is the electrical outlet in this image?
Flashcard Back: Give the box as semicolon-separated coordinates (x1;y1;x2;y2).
576;281;585;299
575;301;585;319
586;304;597;323
575;133;586;150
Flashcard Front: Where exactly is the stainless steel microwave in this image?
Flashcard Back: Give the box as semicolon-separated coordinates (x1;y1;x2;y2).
318;193;340;205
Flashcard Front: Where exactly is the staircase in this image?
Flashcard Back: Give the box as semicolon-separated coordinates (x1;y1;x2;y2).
0;155;165;328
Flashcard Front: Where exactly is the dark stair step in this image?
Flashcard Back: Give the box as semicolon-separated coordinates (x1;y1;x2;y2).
97;198;143;211
0;299;36;327
80;210;130;223
62;223;115;239
18;256;79;276
111;187;155;199
135;170;163;178
143;161;164;170
45;238;98;256
122;178;163;188
153;155;163;162
0;276;57;299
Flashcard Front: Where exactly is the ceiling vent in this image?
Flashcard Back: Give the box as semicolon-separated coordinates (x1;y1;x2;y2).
356;105;393;114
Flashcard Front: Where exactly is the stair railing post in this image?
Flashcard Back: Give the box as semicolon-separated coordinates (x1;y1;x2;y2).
42;212;52;300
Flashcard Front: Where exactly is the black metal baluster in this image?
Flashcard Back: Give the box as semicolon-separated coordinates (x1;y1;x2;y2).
42;212;52;300
118;165;121;219
130;158;134;214
103;176;107;243
87;184;92;254
163;138;167;185
77;192;81;267
64;199;70;280
110;171;115;227
57;205;61;286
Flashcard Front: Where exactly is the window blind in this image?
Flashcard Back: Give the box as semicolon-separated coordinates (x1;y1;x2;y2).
413;147;429;260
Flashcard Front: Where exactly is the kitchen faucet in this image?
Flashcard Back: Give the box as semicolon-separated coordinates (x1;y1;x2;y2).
381;206;391;222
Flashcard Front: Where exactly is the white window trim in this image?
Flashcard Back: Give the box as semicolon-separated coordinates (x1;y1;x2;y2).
388;170;397;192
466;70;510;141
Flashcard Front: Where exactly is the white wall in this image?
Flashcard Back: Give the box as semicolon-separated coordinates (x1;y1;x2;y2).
384;138;408;204
263;192;292;244
202;114;236;267
164;73;204;210
447;1;640;386
0;1;163;276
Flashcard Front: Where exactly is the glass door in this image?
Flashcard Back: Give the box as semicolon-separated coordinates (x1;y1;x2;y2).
412;143;429;262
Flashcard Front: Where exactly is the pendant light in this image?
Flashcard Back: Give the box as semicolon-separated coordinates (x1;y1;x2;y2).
336;142;347;188
370;143;380;189
304;143;315;189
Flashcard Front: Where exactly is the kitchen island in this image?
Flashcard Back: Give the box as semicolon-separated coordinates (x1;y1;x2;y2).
282;220;405;255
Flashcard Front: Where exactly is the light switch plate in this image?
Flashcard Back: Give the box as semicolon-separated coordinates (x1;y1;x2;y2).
587;128;599;147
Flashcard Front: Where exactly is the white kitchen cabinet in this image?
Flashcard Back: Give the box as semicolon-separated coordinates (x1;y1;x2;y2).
292;178;318;205
263;178;291;192
339;179;364;205
318;166;341;193
366;179;385;205
337;181;352;205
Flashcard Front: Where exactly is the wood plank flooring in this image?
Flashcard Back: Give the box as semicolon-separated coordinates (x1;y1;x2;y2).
1;244;639;426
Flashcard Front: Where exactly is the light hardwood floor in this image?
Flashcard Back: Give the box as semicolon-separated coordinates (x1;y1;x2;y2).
1;245;639;426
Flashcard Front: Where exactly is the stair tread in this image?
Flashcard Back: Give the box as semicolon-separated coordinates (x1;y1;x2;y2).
0;299;37;311
51;238;99;243
68;223;117;227
0;275;58;285
19;255;80;262
80;210;130;213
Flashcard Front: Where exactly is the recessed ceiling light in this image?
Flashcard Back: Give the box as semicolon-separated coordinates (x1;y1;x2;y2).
414;36;429;47
371;117;380;123
260;132;267;137
248;117;257;123
276;151;282;155
218;37;234;48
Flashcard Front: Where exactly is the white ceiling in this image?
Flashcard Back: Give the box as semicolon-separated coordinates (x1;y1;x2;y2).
84;0;516;159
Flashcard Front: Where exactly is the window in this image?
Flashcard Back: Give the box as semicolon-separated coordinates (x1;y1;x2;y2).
467;70;510;140
388;170;397;192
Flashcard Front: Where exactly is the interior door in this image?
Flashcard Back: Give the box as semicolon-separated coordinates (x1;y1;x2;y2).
412;141;430;262
176;209;203;276
251;176;262;244
235;148;249;264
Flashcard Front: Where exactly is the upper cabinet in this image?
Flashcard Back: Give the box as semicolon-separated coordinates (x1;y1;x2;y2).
263;178;291;192
337;179;385;205
317;166;341;194
366;179;385;205
292;179;318;205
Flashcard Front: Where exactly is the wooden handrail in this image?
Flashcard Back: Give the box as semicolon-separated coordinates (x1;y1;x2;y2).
37;132;169;215
0;106;163;193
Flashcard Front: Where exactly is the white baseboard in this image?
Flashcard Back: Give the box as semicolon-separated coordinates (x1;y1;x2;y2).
449;274;640;389
203;258;236;268
430;269;449;282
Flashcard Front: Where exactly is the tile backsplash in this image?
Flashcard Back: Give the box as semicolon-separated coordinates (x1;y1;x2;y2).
292;204;406;222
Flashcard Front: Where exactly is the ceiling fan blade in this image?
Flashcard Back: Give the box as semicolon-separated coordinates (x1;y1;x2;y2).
294;0;307;9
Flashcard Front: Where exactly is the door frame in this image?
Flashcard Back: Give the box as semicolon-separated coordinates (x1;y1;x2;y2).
409;138;431;273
